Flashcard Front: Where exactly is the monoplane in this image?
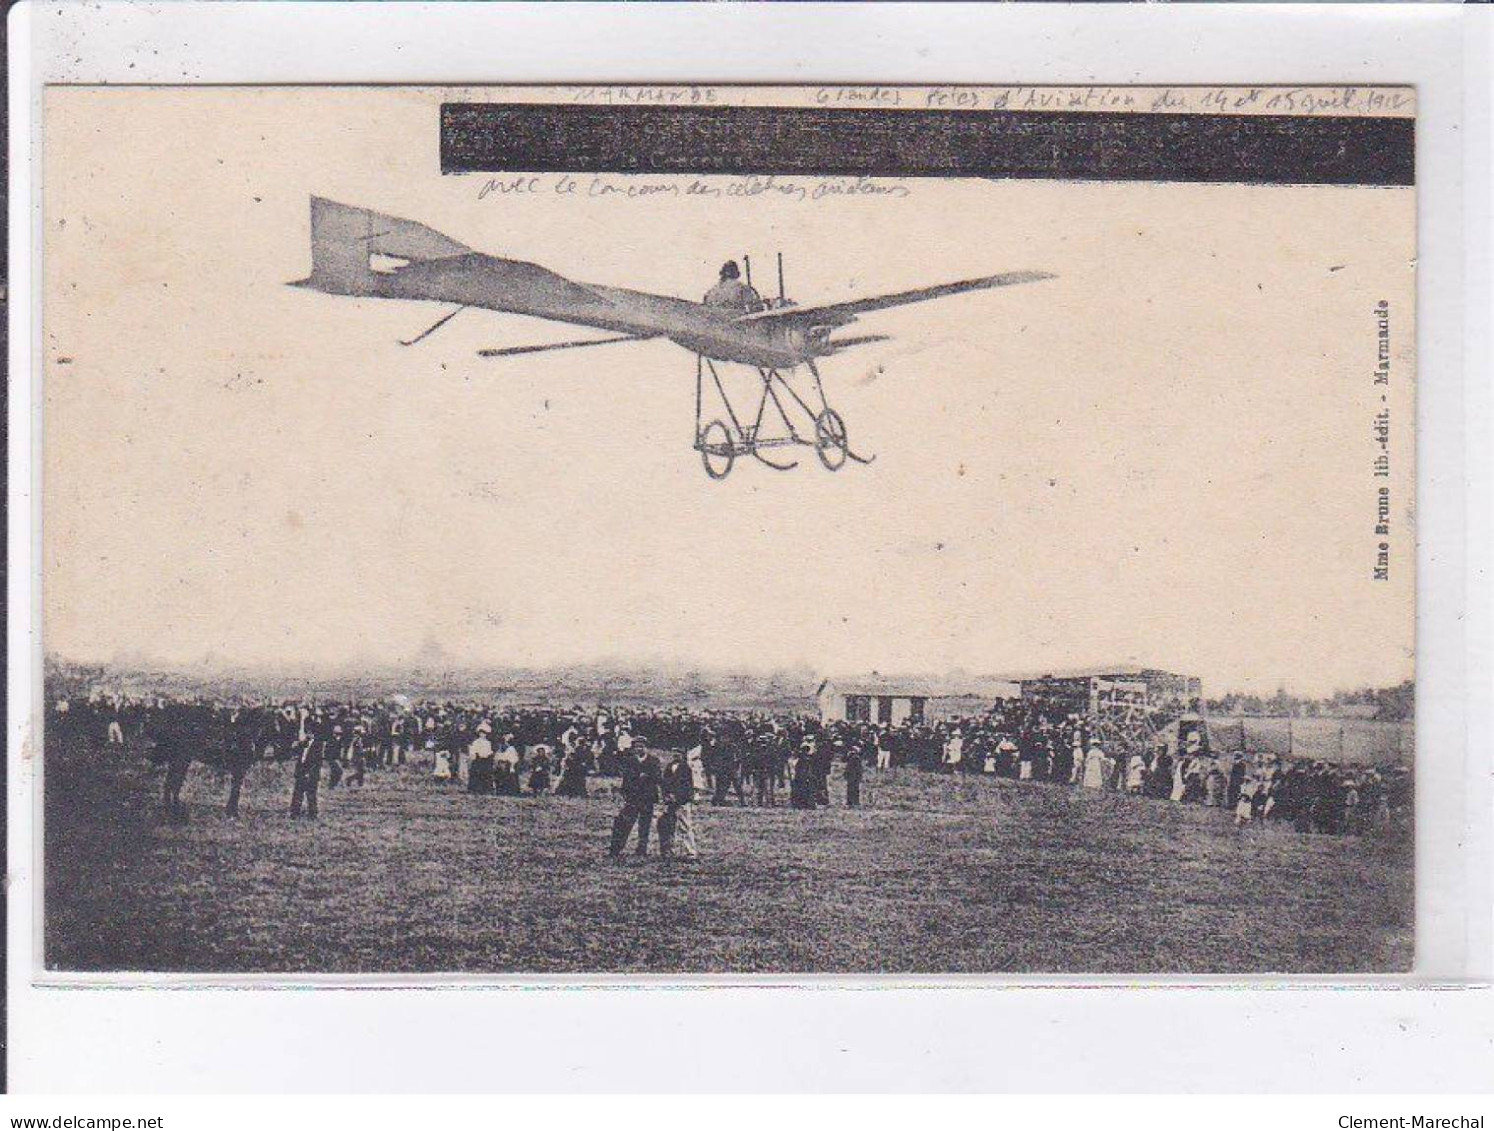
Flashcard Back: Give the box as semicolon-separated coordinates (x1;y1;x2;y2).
292;197;1053;479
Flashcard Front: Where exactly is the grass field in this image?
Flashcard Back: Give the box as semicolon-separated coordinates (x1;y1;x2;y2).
44;734;1414;974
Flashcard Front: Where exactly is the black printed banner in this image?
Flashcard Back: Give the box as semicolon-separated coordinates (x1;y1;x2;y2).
440;103;1414;186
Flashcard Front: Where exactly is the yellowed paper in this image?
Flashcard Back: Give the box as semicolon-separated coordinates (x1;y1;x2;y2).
41;85;1415;974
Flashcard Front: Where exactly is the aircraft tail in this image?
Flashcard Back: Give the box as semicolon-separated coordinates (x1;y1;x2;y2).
289;197;473;294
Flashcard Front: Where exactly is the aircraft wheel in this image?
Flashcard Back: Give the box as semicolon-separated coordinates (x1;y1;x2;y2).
814;408;849;471
700;420;735;480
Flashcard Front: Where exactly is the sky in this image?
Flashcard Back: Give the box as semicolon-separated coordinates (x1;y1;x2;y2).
42;87;1416;697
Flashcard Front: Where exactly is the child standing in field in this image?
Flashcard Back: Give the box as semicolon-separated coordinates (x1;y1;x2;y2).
942;729;963;774
1235;779;1257;826
1342;778;1361;835
1126;752;1147;794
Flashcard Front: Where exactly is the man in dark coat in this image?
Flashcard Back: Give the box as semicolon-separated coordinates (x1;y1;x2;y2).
148;706;199;823
1146;743;1173;800
844;745;864;808
609;741;663;857
790;740;818;810
815;742;834;807
750;733;778;808
289;721;325;820
556;745;588;797
711;726;746;806
325;724;346;790
224;708;271;818
1226;755;1247;808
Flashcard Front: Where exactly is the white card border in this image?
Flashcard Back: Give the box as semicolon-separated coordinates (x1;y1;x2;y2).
7;0;1491;1092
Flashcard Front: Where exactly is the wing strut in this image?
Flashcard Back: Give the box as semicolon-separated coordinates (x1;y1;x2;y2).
477;334;654;359
399;305;468;346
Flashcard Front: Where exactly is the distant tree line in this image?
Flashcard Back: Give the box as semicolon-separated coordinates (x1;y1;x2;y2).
1205;680;1413;722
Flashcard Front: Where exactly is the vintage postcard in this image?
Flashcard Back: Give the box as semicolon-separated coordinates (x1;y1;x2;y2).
40;84;1415;975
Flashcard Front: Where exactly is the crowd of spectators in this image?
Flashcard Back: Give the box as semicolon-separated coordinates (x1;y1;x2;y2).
48;687;1411;836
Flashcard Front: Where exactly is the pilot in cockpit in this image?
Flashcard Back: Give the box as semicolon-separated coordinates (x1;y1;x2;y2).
703;260;764;314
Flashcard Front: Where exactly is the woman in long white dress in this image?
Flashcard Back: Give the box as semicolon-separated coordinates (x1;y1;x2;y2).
1081;743;1106;789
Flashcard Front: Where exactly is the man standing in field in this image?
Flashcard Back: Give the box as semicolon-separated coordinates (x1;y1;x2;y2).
609;740;663;858
710;725;747;806
657;750;699;859
750;730;778;807
844;743;864;808
289;717;326;819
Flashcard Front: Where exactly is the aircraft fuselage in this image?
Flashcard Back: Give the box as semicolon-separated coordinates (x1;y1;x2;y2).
301;250;842;370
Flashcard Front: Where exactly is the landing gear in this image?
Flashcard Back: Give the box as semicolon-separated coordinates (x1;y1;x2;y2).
699;419;735;480
692;356;872;480
814;408;849;472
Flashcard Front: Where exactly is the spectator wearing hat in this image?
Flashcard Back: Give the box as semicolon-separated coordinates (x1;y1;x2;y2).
1234;778;1258;826
1018;738;1037;781
1204;761;1226;807
1170;754;1188;802
467;721;495;794
1146;741;1173;800
289;724;325;820
1226;755;1247;809
527;744;553;796
1360;769;1389;833
657;750;699;859
790;739;818;809
844;744;864;808
430;738;452;782
556;738;589;797
610;740;662;857
942;729;964;775
1182;757;1207;804
1125;752;1147;794
1081;741;1107;790
748;733;777;807
494;734;521;796
326;723;346;789
1342;776;1363;835
814;740;834;806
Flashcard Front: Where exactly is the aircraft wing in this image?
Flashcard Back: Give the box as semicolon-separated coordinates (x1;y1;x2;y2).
734;270;1055;327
